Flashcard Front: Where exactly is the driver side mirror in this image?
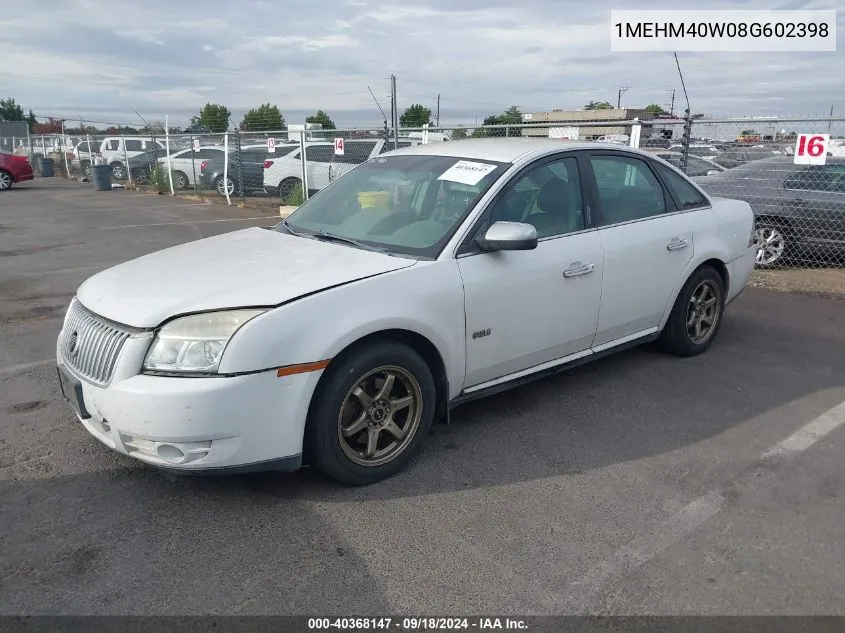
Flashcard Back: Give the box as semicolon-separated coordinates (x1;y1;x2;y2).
475;221;538;252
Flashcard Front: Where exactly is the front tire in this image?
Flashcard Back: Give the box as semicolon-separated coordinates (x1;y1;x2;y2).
0;170;12;191
110;162;126;180
658;265;725;357
305;341;436;485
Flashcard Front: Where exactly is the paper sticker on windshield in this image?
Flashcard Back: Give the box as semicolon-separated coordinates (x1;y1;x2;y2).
437;160;497;186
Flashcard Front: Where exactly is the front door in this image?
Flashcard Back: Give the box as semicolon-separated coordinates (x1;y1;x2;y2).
456;154;604;389
585;151;694;348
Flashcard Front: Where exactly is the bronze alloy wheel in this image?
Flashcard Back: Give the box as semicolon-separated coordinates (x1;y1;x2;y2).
337;365;423;467
686;279;721;345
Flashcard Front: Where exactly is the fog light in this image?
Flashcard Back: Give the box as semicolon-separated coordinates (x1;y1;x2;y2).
156;443;187;464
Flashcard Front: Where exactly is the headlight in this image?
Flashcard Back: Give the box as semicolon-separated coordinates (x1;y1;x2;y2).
143;309;266;374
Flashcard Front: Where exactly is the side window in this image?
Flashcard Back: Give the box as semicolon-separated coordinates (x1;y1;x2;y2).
590;154;666;226
823;166;845;193
305;145;334;162
335;141;376;164
124;140;144;152
486;156;584;239
106;140;119;151
784;166;826;191
653;162;709;209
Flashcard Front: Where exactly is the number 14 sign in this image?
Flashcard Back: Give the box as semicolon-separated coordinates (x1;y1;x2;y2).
794;133;829;165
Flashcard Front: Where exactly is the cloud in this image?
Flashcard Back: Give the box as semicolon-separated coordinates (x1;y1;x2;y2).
1;0;843;128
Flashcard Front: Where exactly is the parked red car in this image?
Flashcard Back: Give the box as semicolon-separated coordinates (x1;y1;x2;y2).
0;150;35;190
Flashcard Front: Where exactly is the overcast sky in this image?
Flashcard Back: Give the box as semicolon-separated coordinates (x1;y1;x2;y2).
1;0;843;128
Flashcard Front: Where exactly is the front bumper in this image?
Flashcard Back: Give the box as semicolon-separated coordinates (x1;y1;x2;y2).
57;338;322;472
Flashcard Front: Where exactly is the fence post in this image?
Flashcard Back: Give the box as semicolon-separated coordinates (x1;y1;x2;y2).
299;129;309;202
680;109;692;173
629;118;642;148
164;115;174;195
223;132;232;205
120;134;132;185
234;128;245;204
189;134;199;197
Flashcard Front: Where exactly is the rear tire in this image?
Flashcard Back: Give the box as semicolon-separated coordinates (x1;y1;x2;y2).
305;341;436;485
658;265;725;357
110;162;126;180
172;170;188;189
215;176;235;196
278;177;301;202
753;220;788;268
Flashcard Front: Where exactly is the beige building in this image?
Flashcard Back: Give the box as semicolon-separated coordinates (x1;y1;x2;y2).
522;108;656;139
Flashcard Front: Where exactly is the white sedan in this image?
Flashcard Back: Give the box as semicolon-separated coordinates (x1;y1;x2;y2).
56;139;758;485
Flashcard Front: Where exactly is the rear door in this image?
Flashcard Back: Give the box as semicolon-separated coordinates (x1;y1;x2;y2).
304;144;334;191
586;150;694;348
782;164;845;253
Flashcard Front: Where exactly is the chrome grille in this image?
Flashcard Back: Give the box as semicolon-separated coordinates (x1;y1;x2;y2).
60;299;138;386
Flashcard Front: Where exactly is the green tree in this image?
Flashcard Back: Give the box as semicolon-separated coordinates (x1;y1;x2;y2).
400;104;432;128
472;106;524;137
451;126;467;140
240;103;284;132
0;97;25;121
584;101;612;110
198;103;231;133
305;109;336;130
645;104;668;116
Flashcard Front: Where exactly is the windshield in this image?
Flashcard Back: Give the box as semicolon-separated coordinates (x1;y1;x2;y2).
278;154;510;259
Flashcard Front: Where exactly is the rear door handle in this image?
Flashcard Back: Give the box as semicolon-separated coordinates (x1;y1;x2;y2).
563;262;595;278
666;238;690;251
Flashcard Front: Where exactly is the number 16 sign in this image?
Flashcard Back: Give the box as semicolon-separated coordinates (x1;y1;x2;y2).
794;133;829;165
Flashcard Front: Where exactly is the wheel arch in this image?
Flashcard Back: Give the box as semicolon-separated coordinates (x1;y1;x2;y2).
309;328;450;427
658;256;731;331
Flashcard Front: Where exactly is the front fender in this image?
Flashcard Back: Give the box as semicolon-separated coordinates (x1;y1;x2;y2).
219;260;467;399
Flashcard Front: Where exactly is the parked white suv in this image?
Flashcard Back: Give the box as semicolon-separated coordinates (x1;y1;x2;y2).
99;137;167;179
263;138;397;200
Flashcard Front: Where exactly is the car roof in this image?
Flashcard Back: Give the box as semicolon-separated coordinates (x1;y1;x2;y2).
384;138;654;163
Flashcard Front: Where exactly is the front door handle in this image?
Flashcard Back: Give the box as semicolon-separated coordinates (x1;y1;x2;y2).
563;262;595;278
666;238;690;251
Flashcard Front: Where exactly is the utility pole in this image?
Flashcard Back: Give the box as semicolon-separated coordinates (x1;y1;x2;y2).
617;86;629;109
436;94;440;127
829;104;834;133
670;89;676;117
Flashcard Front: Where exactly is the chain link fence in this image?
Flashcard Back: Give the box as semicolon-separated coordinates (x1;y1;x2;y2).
8;115;844;271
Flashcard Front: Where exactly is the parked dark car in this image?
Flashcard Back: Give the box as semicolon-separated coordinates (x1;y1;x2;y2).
695;156;845;267
707;146;787;170
110;149;164;183
0;150;34;190
199;147;293;196
648;150;726;177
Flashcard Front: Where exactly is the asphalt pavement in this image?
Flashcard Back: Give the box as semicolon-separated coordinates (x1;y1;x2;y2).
1;179;844;615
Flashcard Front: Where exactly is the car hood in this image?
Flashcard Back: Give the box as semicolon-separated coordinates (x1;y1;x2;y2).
76;227;416;328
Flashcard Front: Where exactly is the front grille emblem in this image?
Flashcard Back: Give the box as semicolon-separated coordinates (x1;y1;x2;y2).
68;331;79;356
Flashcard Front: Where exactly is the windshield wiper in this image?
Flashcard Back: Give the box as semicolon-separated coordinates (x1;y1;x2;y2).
310;230;389;254
280;219;303;236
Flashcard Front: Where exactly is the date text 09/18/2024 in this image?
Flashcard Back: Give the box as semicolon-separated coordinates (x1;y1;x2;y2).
307;618;529;630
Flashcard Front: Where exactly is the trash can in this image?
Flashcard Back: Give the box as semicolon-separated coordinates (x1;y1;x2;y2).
39;157;54;177
92;164;112;191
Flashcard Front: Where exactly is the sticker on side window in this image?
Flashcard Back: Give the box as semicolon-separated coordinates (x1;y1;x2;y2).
437;160;497;186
